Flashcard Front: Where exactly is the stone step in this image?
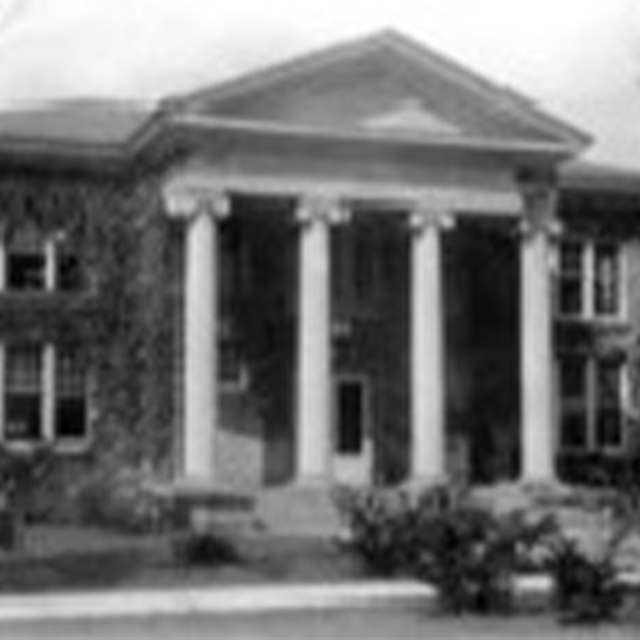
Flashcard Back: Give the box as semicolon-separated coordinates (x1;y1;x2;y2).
146;480;259;533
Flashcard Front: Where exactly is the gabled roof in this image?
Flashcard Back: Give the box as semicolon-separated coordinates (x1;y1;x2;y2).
0;99;154;151
172;29;590;153
0;30;590;163
560;160;640;195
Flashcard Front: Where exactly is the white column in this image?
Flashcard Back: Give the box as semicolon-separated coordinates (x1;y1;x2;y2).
295;196;342;484
170;191;229;483
0;344;5;442
44;237;56;291
409;210;452;484
0;232;6;292
520;194;557;484
42;344;56;442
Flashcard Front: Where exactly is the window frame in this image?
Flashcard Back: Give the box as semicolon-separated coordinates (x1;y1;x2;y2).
0;342;90;453
54;346;90;448
556;354;627;455
3;343;45;445
555;238;626;323
0;228;85;295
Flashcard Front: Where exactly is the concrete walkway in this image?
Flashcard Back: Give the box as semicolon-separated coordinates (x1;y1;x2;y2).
0;581;433;622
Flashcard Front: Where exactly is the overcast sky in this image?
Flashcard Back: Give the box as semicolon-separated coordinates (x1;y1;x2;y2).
0;0;639;167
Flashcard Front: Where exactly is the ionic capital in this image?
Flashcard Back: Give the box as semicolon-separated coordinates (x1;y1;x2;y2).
519;215;563;240
164;188;230;221
408;208;455;235
296;195;350;227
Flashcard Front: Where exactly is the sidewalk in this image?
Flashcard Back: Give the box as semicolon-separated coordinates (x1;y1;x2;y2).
0;581;433;622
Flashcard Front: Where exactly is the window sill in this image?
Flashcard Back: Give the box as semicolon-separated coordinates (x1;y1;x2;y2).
0;290;94;299
53;440;91;456
0;439;90;456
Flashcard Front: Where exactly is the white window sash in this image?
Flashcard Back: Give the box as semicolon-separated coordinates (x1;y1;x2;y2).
583;242;594;319
556;239;626;323
557;355;627;455
0;342;90;451
593;360;627;454
591;240;627;322
0;231;68;294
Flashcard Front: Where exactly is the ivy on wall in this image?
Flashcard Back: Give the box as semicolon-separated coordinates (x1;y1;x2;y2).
0;167;177;480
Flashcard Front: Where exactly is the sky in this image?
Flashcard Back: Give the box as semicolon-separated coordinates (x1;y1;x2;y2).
0;0;638;167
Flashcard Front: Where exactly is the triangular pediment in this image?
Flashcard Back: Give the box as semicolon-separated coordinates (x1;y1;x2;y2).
362;98;461;135
174;30;589;151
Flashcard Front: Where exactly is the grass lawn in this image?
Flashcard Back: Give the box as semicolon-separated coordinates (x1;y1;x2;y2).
0;524;363;593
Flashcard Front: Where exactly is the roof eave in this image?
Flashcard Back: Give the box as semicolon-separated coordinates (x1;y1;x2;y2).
0;137;131;171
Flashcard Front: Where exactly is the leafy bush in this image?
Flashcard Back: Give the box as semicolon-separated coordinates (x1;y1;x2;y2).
0;445;55;551
0;445;55;517
542;467;638;624
337;485;557;613
173;531;238;569
546;537;624;624
413;502;557;614
75;472;174;534
335;487;418;577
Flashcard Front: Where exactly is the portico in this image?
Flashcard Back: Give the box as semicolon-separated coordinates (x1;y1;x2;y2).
164;176;558;490
155;29;587;495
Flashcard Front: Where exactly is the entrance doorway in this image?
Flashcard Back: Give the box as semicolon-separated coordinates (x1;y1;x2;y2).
333;375;372;485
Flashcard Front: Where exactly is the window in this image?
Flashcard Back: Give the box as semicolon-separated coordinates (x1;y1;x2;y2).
594;243;620;316
557;241;583;317
556;239;624;320
6;226;47;291
56;243;84;292
3;227;84;293
55;348;87;440
2;343;88;447
558;355;626;453
4;345;43;442
595;360;624;449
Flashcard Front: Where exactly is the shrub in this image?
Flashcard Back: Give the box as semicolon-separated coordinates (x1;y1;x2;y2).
335;487;418;577
546;536;624;624
414;502;557;614
0;445;55;551
75;472;174;534
338;485;557;613
173;531;238;569
0;445;55;517
542;466;638;624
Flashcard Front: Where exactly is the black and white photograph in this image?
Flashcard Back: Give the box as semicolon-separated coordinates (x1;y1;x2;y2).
0;1;638;637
